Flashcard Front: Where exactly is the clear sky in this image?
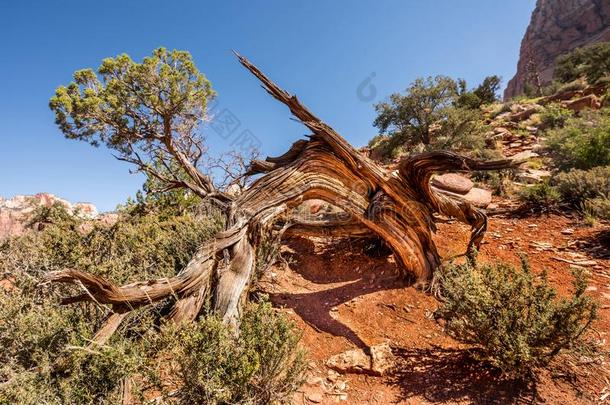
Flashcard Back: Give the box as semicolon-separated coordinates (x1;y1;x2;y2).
0;0;536;211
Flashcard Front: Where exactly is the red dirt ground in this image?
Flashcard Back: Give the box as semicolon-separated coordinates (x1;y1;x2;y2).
259;212;610;404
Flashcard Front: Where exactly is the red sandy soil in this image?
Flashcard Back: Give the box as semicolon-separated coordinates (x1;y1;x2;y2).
259;212;610;404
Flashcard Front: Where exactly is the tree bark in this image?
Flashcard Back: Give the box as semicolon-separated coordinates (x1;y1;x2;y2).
44;52;522;339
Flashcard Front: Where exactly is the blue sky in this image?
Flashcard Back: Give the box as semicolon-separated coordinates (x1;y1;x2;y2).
0;0;535;211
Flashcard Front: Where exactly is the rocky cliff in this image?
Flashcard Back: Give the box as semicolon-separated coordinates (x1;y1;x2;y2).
504;0;610;99
0;193;99;239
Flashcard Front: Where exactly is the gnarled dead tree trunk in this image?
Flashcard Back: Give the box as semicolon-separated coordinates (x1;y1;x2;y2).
45;53;522;343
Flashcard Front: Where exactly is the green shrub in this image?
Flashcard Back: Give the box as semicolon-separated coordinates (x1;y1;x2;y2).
147;299;307;404
518;182;561;207
472;149;515;197
555;42;610;85
368;134;409;160
556;79;587;94
545;109;610;170
540;81;561;96
474;171;511;196
553;166;610;205
603;91;610;108
491;102;513;118
582;196;610;221
0;201;220;403
1;202;223;285
436;258;597;376
0;270;146;404
540;104;573;129
0;201;305;404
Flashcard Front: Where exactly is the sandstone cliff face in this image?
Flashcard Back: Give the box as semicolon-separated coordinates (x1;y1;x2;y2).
504;0;610;99
0;193;100;240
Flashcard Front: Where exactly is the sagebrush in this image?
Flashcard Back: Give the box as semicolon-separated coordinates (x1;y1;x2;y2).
146;299;307;404
545;109;610;171
0;199;305;404
436;258;597;376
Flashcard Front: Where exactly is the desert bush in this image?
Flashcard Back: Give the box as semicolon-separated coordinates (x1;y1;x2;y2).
0;267;146;404
436;258;597;376
556;79;587;94
540;81;561;96
368;133;408;160
540;104;573;129
0;200;305;404
555;42;610;85
545;109;610;170
582;196;610;221
0;197;218;403
491;101;513;118
1;201;222;286
518;182;561;207
147;299;307;404
603;91;610;108
473;171;511;196
553;166;610;206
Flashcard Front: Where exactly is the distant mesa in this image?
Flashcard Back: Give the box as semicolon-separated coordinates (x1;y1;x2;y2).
505;0;610;99
0;193;103;240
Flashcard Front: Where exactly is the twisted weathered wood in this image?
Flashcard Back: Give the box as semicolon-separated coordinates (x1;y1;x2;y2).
44;53;521;338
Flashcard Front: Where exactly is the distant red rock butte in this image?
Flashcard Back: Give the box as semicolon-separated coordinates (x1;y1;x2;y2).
504;0;610;100
0;193;100;240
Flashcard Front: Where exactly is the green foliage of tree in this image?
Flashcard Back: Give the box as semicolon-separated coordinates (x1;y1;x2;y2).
554;42;610;85
49;48;230;206
436;258;597;376
472;75;501;106
373;76;486;155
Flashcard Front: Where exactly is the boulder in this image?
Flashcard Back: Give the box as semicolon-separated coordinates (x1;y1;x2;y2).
370;342;394;375
517;169;552;184
431;186;492;208
326;343;394;376
583;84;607;97
463;187;493;208
326;348;371;374
540;90;584;104
508;106;540;122
494;112;512;121
431;173;474;195
561;94;602;112
511;150;539;162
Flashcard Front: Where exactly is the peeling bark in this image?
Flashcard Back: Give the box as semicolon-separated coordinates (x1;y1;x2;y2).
44;53;523;338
